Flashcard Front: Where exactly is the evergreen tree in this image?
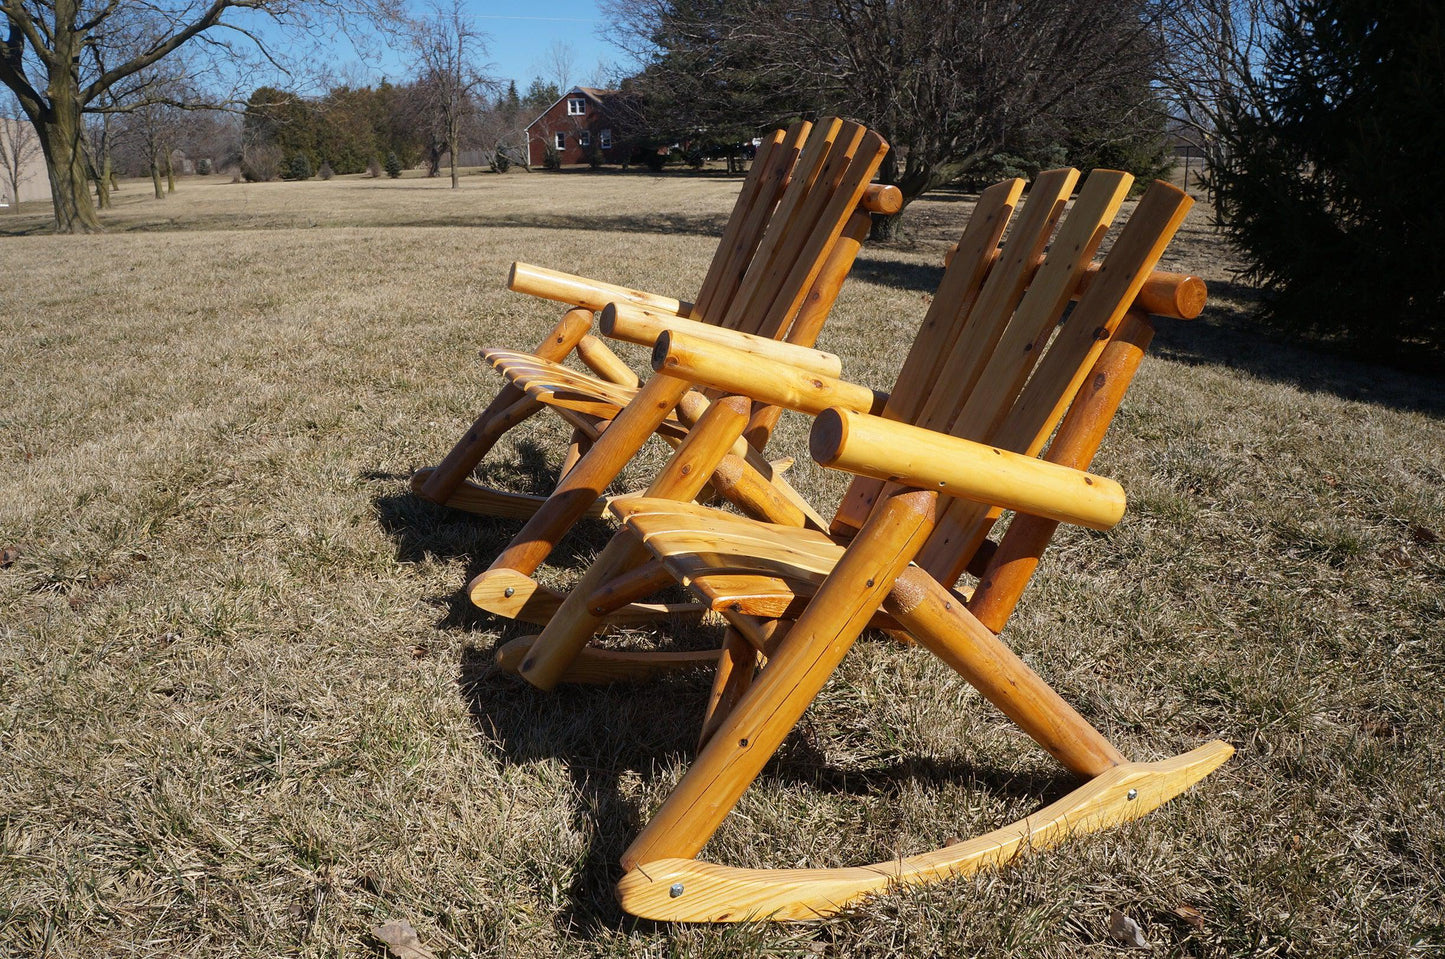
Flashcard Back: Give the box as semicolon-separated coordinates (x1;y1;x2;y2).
1210;0;1445;359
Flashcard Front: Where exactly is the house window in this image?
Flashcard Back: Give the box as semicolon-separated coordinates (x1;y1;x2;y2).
600;129;612;150
567;97;586;116
578;131;590;147
554;132;566;150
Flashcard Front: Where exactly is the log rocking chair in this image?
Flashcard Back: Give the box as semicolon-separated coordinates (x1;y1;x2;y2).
411;118;896;535
489;169;1232;920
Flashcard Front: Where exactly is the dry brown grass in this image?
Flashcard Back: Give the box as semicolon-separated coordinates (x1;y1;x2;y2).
2;169;1443;957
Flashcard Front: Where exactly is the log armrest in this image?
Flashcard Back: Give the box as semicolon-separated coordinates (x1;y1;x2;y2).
651;331;888;417
809;408;1126;530
508;262;694;316
603;303;844;378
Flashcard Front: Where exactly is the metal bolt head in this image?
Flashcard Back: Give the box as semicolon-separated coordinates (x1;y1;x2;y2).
1126;788;1138;801
504;587;515;598
669;882;685;898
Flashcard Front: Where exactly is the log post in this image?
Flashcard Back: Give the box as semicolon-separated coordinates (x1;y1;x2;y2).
621;489;937;869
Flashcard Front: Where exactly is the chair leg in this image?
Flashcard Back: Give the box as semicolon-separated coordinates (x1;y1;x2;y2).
479;371;693;581
885;566;1127;778
509;397;754;690
698;628;761;751
621;489;938;869
416;308;593;505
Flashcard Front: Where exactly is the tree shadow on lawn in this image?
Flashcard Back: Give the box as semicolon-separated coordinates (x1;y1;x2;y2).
455;642;1079;939
1151;287;1445;417
0;209;734;238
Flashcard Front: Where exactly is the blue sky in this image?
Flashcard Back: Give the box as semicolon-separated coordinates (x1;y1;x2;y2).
348;1;634;92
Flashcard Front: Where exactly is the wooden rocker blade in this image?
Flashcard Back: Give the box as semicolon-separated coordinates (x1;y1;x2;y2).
495;635;720;684
409;468;612;521
469;568;706;626
616;740;1233;922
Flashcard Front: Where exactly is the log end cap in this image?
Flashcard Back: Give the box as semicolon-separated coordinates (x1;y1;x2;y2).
809;407;850;467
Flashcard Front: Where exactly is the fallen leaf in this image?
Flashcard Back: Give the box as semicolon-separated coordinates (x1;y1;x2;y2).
411;644;428;659
1174;903;1206;929
0;546;19;568
372;919;436;959
1109;909;1149;949
1409;523;1439;545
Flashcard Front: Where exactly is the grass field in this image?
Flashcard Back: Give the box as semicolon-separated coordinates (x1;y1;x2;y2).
2;169;1442;957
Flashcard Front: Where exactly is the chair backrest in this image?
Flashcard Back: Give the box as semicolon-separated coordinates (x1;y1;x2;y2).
689;119;888;342
830;170;1195;592
689;118;890;448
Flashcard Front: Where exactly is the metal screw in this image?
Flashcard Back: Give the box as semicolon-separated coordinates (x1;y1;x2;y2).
669;882;685;898
1126;788;1138;801
504;587;515;598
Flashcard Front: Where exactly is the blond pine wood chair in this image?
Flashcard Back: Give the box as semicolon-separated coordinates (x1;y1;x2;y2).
411;119;896;532
454;119;902;628
489;170;1230;920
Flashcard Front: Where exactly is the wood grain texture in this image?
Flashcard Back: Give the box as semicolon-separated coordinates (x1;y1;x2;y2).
616;741;1233;921
600;302;844;377
468;567;704;626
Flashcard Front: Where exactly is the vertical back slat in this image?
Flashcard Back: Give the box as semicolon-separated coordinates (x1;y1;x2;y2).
692;123;809;323
914;180;1196;582
830;177;1025;535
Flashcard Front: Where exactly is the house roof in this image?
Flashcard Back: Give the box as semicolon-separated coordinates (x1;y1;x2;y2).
524;85;619;133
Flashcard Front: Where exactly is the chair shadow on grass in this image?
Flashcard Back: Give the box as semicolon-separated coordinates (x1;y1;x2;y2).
367;445;1081;936
454;639;1081;938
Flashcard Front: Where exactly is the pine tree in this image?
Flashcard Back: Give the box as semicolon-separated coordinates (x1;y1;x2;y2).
1210;0;1445;360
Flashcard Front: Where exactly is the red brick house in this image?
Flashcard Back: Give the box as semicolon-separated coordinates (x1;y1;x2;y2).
526;86;629;167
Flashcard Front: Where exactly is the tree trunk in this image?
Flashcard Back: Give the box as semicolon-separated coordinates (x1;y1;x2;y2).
166;151;176;193
99;155;113;208
35;90;103;233
151;154;164;199
450;135;459;188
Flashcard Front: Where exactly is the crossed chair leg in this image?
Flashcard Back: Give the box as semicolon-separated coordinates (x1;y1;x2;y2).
503;487;1232;921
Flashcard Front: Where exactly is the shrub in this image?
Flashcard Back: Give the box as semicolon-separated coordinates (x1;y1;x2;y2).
286;153;312;180
365;156;382;178
542;142;561;170
384;151;402;179
240;144;283;182
492;150;512;174
587;146;605;170
318;161;334;180
195;158;213;176
643;149;667;172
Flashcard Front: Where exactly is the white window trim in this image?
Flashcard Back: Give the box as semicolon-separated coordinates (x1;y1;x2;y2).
578;131;590;147
554;132;566;150
567;97;586;116
599;129;612;150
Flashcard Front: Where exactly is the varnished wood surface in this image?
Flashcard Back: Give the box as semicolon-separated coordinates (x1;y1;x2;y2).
616;741;1233;921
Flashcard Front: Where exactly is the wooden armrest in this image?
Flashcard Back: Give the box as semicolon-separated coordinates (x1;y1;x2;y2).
809;408;1126;530
860;183;903;215
508;262;695;316
602;302;844;378
652;331;887;416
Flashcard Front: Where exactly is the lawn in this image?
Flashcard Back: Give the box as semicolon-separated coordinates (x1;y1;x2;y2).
2;168;1442;957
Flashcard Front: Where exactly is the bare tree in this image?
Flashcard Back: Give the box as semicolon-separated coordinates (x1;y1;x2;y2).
409;0;493;188
538;40;578;94
607;0;1166;238
1;0;374;232
0;88;39;210
1154;0;1280;174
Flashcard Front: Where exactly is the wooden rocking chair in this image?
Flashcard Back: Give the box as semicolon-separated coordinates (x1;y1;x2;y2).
411;118;897;528
491;170;1231;920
